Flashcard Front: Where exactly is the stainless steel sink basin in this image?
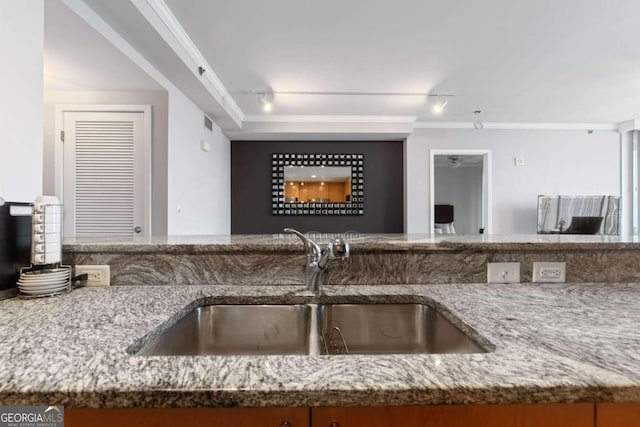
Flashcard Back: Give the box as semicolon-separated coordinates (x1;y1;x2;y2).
135;302;487;357
317;303;486;355
137;304;311;356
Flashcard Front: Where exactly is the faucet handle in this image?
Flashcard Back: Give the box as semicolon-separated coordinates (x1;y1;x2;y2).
328;237;350;260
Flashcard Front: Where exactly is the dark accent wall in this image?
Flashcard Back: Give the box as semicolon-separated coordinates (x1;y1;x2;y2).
231;141;404;234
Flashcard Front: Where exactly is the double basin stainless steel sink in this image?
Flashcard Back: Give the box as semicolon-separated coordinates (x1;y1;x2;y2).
137;303;487;356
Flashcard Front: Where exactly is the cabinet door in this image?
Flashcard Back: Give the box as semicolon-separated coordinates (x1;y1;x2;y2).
66;407;309;427
312;403;594;427
597;403;640;427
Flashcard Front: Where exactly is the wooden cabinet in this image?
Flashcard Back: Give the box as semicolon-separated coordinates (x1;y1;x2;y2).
312;403;594;427
66;402;602;427
66;407;309;427
597;403;640;427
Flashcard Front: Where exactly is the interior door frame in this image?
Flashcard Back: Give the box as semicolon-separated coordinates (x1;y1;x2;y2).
429;149;492;235
54;105;152;235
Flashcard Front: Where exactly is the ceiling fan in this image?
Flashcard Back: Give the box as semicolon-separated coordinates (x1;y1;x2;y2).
447;156;463;168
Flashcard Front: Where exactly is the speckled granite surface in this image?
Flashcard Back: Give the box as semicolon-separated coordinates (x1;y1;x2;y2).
0;283;638;408
63;234;640;285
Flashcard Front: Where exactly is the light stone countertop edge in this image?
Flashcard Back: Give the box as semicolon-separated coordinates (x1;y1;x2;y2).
62;234;640;253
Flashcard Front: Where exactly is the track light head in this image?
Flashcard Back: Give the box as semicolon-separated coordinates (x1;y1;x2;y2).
258;93;273;112
432;96;448;114
428;94;453;114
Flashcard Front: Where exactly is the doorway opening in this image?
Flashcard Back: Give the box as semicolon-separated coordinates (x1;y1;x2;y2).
429;149;492;235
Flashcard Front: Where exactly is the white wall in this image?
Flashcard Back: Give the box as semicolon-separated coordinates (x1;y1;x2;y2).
167;93;230;234
43;90;169;234
434;165;483;234
0;1;44;202
406;129;621;234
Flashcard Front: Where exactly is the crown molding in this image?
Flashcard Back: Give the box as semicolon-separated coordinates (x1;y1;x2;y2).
234;116;622;138
413;121;619;131
137;0;244;125
226;115;416;140
618;119;640;133
244;116;620;130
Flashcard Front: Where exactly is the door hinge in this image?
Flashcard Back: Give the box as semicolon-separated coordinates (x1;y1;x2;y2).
60;130;65;142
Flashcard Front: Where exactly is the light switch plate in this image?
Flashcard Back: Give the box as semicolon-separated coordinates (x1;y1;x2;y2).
532;262;566;283
487;262;521;283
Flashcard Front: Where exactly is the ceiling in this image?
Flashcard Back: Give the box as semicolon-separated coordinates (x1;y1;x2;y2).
44;0;162;91
164;0;640;123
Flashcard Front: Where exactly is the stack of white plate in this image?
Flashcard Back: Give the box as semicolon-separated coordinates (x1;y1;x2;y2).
17;268;71;296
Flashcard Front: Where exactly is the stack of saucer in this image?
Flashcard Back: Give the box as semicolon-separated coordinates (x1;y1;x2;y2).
17;267;71;297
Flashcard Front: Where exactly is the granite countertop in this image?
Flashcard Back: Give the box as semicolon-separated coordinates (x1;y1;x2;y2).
62;233;640;253
0;283;639;407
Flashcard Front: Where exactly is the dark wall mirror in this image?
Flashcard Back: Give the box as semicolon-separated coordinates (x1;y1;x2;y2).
284;166;352;203
272;153;364;215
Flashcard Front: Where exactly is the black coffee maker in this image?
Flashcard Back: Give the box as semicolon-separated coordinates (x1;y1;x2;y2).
0;198;32;300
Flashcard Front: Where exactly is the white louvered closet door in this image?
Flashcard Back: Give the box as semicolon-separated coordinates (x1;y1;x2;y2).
62;111;147;236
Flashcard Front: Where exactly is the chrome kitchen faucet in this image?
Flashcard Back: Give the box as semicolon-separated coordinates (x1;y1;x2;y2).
284;228;350;294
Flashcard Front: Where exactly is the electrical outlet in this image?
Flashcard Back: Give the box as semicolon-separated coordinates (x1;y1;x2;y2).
532;262;566;283
75;265;110;287
487;262;520;283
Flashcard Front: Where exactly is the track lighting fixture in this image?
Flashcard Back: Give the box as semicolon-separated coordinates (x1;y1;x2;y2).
473;110;484;130
432;96;449;114
258;93;273;112
428;94;453;114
